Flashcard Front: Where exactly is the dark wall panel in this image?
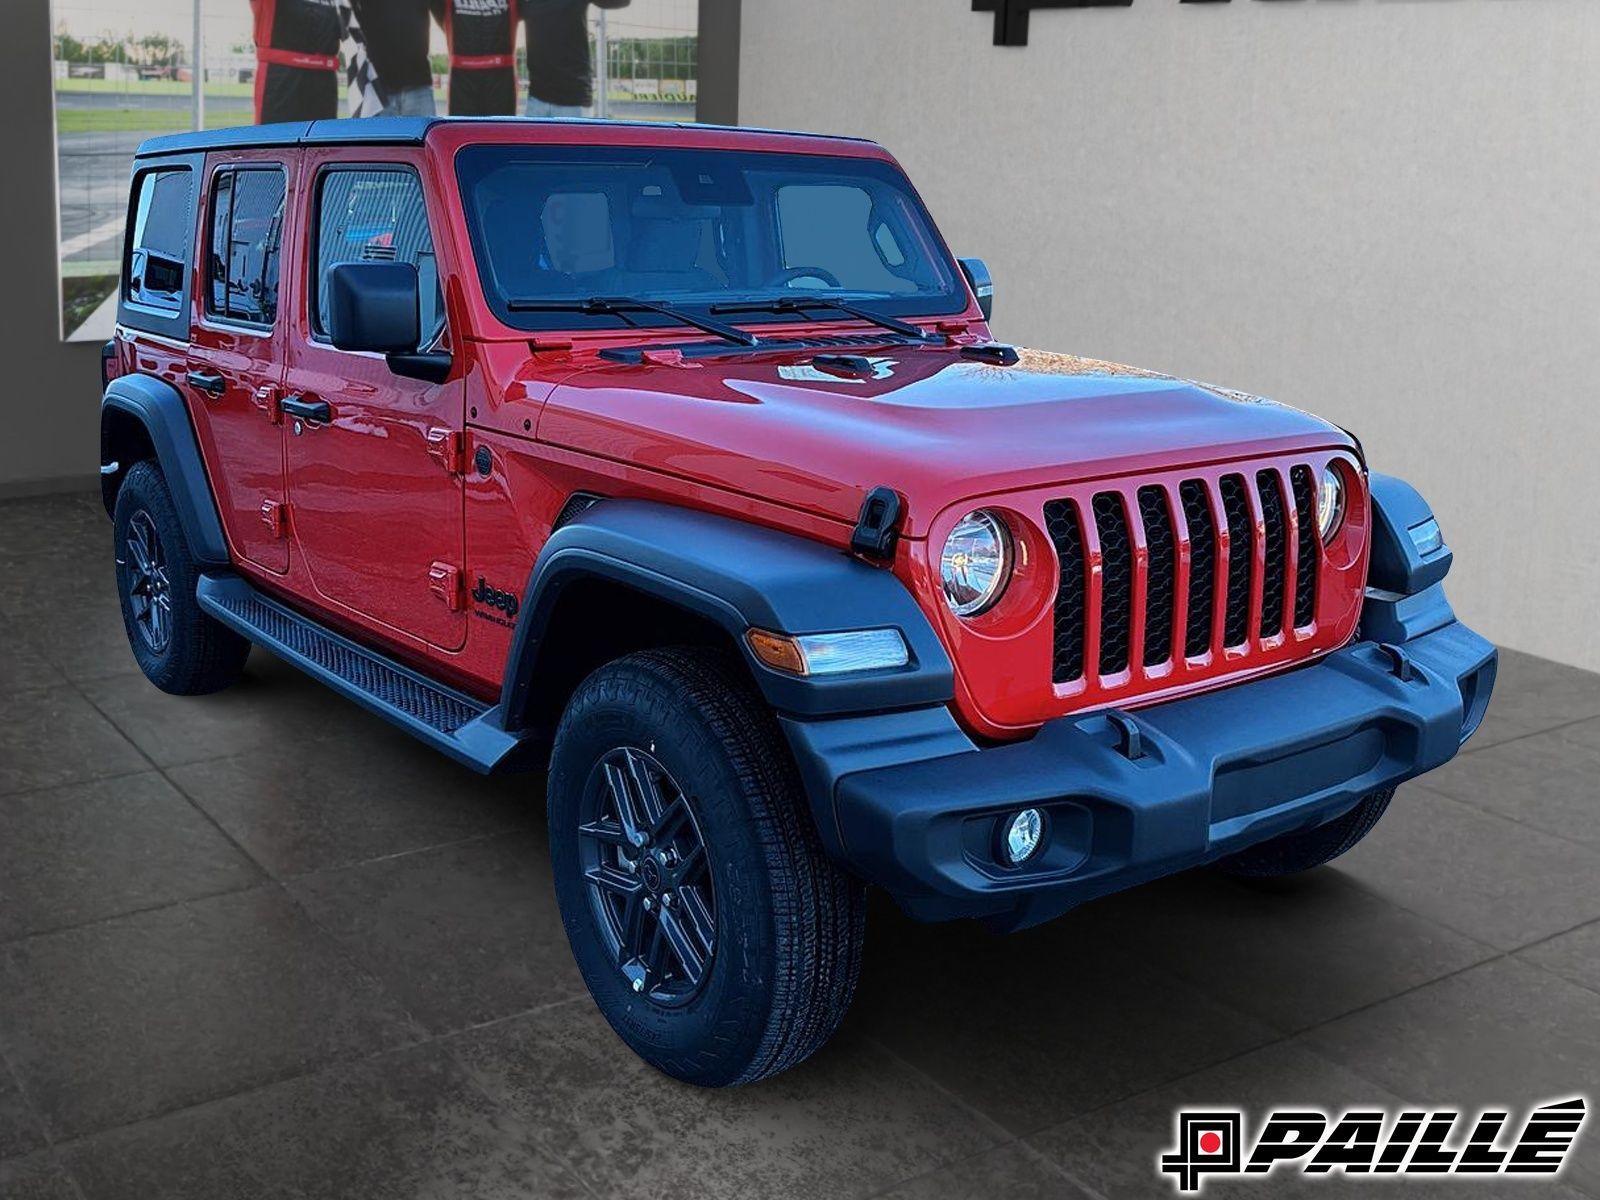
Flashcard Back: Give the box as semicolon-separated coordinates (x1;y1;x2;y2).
0;0;104;496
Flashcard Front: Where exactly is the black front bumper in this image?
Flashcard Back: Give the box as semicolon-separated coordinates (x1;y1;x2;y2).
782;604;1496;930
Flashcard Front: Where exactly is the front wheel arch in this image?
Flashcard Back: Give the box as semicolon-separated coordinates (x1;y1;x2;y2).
509;574;746;739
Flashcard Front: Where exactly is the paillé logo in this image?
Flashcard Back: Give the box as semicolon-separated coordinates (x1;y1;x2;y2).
1159;1098;1587;1193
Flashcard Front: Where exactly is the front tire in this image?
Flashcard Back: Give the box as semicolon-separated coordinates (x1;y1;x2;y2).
113;460;249;695
547;647;866;1087
1214;787;1396;878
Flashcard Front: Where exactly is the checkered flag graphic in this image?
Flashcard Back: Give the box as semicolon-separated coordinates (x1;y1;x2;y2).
340;3;386;118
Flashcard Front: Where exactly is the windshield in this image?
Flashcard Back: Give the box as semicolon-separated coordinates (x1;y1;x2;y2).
455;144;968;332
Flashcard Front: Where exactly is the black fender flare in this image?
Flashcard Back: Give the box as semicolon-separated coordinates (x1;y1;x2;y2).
498;500;955;726
1358;473;1458;646
101;374;230;566
1367;472;1452;595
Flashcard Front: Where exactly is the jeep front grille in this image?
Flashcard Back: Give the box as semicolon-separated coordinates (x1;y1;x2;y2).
1045;463;1325;685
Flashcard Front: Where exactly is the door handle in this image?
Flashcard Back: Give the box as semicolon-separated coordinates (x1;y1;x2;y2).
186;370;226;398
280;396;332;423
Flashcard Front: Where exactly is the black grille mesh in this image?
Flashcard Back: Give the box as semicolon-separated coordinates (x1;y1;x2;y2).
1218;474;1253;648
1093;493;1133;675
1180;480;1216;658
553;492;603;531
1256;470;1287;638
1138;486;1175;668
1290;466;1318;627
1046;462;1320;684
1043;499;1086;683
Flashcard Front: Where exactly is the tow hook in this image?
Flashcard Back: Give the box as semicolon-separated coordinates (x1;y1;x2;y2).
1377;643;1420;682
1105;710;1146;761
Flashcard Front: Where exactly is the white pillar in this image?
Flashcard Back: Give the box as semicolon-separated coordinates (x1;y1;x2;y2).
595;9;609;119
192;0;205;131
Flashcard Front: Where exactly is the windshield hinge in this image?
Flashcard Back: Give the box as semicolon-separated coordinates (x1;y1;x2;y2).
851;486;903;563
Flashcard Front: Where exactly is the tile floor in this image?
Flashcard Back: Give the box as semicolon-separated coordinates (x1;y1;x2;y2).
1;493;1597;1199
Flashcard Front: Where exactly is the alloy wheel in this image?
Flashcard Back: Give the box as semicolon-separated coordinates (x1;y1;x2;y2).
122;509;173;654
578;746;716;1007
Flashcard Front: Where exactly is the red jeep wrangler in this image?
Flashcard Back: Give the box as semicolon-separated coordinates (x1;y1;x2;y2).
102;117;1496;1086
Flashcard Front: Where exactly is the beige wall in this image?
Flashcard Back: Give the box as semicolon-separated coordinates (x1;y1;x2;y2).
741;0;1600;672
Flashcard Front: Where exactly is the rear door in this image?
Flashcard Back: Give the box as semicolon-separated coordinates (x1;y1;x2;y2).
281;151;467;650
184;153;294;573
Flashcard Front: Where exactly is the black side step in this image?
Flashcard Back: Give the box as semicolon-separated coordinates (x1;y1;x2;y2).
196;573;539;773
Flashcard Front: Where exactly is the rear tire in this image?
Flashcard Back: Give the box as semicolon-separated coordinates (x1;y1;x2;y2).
547;646;866;1087
1214;787;1395;878
113;460;249;695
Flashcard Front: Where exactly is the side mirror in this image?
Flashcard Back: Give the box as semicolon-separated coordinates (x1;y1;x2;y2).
327;262;451;384
958;257;994;322
328;262;421;353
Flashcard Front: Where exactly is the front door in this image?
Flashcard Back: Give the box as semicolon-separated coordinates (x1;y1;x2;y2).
282;152;467;651
185;153;294;573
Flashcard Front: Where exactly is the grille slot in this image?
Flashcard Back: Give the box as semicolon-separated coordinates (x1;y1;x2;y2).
1138;486;1176;668
1256;470;1288;638
1043;499;1086;683
1290;466;1318;627
1093;492;1133;675
1046;460;1325;689
1180;480;1216;658
1218;474;1253;648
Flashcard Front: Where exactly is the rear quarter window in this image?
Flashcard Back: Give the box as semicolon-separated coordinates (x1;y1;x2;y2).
125;167;194;315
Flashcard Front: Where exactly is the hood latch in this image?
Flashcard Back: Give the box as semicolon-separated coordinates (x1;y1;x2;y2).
851;486;903;563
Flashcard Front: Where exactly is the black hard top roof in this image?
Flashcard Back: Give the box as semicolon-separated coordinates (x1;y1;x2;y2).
134;116;871;159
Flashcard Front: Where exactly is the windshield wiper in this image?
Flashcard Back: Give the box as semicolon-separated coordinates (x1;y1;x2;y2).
709;297;937;342
505;296;760;348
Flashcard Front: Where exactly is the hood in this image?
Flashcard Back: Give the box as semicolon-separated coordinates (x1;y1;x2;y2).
535;346;1355;537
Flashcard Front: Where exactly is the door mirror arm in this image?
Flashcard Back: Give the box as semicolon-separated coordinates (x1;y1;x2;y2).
958;257;994;322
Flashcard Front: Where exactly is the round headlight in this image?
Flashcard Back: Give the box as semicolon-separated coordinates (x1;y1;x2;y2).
940;510;1013;617
1317;466;1346;544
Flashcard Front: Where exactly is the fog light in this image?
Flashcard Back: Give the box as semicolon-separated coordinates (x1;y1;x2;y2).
1002;808;1044;865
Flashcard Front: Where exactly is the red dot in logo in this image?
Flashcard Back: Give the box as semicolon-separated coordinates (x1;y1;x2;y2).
1199;1131;1223;1155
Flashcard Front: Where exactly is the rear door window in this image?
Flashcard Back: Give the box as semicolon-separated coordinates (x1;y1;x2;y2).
205;167;287;327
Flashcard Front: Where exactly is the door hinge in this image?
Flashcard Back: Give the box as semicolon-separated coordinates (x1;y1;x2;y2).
260;498;290;538
253;384;283;425
428;561;466;611
426;429;467;476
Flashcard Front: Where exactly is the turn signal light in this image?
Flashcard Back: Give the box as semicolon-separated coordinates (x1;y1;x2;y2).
745;628;910;677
